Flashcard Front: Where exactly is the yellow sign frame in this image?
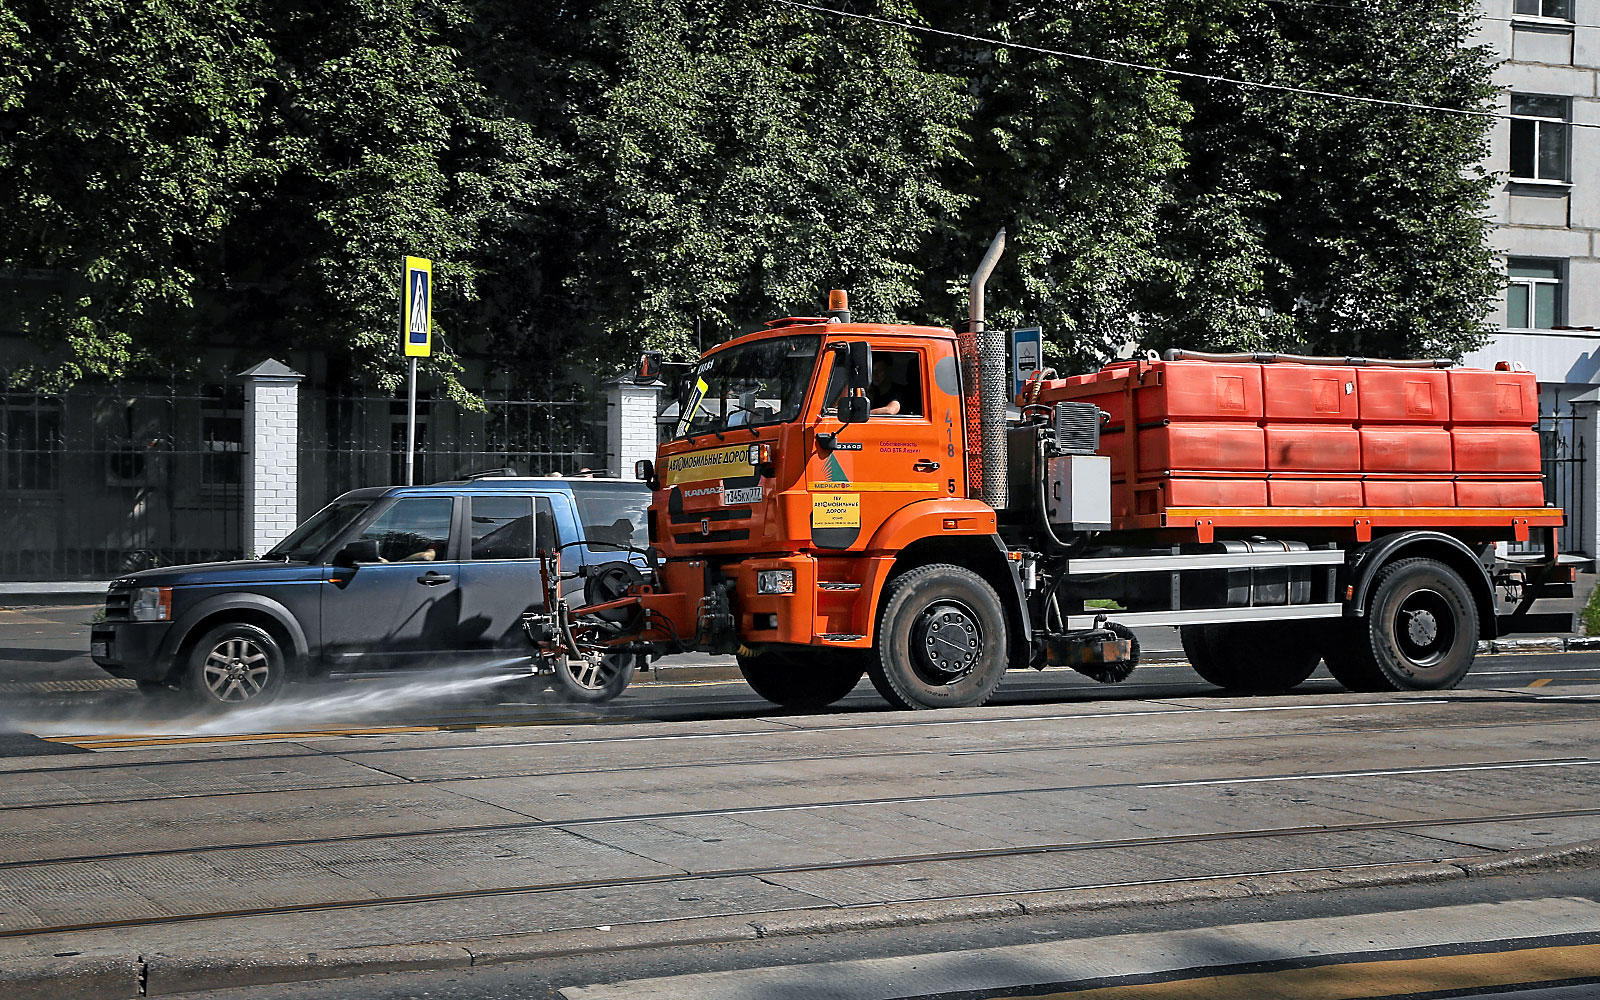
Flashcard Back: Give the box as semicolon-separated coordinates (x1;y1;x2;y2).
402;256;433;358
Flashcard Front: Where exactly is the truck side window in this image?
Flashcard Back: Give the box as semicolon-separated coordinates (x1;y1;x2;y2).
468;495;534;560
358;498;453;562
823;350;924;417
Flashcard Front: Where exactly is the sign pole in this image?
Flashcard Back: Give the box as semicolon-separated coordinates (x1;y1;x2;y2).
400;256;433;487
406;356;417;485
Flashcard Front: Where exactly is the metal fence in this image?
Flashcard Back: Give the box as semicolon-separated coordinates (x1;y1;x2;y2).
0;382;245;580
1510;404;1587;556
300;392;602;510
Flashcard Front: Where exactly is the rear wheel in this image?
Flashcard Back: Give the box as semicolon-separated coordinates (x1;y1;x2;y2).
737;648;865;710
1345;557;1478;691
868;564;1008;710
181;622;288;708
1186;622;1320;693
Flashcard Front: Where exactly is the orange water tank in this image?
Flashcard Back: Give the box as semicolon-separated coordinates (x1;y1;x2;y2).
1451;427;1542;474
1360;427;1453;472
1265;425;1361;471
1355;368;1450;424
1448;369;1539;425
1262;365;1359;422
1136;422;1265;473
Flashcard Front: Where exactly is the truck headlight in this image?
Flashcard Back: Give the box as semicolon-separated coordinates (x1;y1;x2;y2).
756;570;795;595
130;586;172;622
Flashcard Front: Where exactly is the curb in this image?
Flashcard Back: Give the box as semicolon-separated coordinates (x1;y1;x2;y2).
15;838;1597;999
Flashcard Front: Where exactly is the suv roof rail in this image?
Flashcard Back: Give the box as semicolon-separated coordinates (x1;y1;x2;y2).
465;468;520;480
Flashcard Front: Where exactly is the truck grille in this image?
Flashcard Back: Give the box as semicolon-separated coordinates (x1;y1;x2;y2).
103;587;133;622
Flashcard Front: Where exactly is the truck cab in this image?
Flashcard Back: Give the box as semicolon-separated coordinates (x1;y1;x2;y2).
642;317;1011;666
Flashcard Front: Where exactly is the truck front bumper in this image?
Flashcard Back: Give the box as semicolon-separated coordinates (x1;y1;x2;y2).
644;553;892;650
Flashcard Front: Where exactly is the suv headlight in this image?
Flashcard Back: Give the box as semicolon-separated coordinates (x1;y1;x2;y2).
756;569;795;595
130;586;172;621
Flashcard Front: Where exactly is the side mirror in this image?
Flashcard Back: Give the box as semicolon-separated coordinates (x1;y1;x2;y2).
634;458;658;489
635;351;663;383
838;395;870;424
333;538;381;567
843;341;872;390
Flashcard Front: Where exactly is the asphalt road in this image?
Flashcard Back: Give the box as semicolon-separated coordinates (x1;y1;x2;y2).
2;605;1598;999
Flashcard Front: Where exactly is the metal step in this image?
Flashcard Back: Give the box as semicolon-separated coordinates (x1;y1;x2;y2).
818;582;861;591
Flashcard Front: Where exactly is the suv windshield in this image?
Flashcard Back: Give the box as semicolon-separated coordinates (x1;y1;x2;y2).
673;334;820;440
265;501;371;562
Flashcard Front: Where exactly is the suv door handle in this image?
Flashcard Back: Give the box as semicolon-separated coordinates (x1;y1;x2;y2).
417;573;452;585
913;459;940;472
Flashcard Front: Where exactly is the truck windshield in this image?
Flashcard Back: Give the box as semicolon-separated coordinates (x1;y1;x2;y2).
265;501;371;562
673;334;820;440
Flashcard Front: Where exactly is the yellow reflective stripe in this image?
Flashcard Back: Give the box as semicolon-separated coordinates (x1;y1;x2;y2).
1001;941;1600;1000
1164;507;1555;519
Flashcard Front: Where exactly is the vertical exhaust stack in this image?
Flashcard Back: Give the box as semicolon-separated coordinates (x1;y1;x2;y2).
969;228;1008;509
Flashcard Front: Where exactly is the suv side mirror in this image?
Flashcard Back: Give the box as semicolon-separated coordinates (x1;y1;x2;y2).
839;341;872;390
333;538;381;567
635;351;663;383
838;395;870;424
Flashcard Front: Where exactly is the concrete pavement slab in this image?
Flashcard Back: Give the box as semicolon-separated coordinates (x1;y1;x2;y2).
1405;816;1600;853
0;753;410;808
0;783;547;864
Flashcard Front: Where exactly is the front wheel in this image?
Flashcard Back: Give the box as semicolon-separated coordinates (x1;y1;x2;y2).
737;648;865;709
181;622;288;708
868;564;1008;710
549;652;635;703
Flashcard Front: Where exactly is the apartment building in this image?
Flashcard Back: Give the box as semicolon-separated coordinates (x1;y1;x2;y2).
1465;0;1600;560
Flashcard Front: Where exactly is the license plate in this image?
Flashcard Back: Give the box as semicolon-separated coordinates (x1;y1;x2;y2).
91;642;109;659
724;486;763;505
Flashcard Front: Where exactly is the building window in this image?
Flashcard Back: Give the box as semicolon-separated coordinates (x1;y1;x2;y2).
1510;95;1569;181
1507;259;1563;330
1514;0;1572;20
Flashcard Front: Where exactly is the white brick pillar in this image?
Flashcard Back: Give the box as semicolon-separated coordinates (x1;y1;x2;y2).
239;359;305;557
606;377;663;479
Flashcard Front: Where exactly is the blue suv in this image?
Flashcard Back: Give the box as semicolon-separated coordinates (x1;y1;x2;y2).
89;477;650;708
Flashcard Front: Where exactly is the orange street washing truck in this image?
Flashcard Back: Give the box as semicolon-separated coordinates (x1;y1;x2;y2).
523;231;1573;709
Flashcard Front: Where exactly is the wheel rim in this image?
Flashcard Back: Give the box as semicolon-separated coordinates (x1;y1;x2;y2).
568;653;618;691
910;599;983;684
202;637;272;702
1393;587;1457;669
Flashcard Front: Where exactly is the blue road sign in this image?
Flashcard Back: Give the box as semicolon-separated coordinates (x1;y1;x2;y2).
1011;326;1042;399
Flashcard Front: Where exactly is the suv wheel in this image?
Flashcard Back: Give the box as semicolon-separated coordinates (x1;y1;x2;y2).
182;623;288;708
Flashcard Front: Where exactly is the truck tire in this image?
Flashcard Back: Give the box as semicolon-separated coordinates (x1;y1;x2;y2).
737;648;865;710
1346;557;1478;691
1186;622;1320;693
1320;622;1384;691
550;652;635;703
868;564;1008;710
181;622;288;708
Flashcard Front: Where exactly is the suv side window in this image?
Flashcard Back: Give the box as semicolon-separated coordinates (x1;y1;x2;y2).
469;495;534;560
358;497;453;562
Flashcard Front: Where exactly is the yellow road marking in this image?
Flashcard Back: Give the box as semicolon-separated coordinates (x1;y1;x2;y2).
1530;677;1554;687
1000;941;1600;1000
41;714;617;749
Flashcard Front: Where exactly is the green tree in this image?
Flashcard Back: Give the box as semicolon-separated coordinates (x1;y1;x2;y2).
1144;0;1501;360
560;0;970;361
0;0;271;387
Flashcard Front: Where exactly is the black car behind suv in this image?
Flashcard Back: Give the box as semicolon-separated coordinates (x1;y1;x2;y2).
90;477;650;707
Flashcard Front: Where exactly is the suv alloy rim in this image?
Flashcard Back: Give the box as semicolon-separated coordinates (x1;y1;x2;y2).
202;637;272;702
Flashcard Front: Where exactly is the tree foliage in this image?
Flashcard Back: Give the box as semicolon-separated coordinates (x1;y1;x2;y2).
0;0;1502;393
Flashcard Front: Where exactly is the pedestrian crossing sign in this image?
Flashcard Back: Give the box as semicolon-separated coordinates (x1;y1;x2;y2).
402;257;432;358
